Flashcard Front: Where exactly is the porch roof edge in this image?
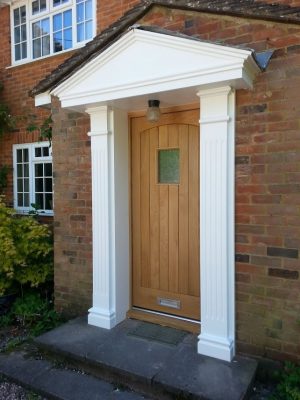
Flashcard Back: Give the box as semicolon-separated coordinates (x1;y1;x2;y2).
31;0;295;98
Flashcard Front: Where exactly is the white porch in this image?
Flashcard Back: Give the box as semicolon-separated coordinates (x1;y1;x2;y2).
36;27;260;362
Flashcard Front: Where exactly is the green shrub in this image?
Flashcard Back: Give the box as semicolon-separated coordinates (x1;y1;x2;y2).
11;292;60;336
271;362;300;400
0;196;53;296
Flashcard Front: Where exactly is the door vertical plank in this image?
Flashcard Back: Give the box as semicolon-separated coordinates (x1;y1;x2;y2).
178;125;189;295
168;125;179;294
149;127;160;289
131;119;141;299
158;126;169;291
140;129;150;288
188;125;200;296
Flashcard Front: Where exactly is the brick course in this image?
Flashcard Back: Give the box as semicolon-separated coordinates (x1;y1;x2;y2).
0;0;300;362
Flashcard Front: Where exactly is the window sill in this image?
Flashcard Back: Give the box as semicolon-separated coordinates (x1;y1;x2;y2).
6;39;90;69
16;210;54;217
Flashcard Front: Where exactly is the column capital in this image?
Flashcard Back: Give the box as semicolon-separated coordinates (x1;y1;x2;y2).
86;105;110;137
85;105;109;116
197;86;232;99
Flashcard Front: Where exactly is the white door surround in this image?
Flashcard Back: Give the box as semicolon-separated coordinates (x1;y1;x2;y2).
36;28;260;362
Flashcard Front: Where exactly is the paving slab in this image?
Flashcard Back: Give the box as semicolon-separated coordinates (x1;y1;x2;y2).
0;350;148;400
35;317;258;400
154;343;257;400
37;317;181;384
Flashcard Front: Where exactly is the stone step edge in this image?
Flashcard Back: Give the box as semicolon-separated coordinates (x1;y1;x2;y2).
34;339;179;400
0;348;149;400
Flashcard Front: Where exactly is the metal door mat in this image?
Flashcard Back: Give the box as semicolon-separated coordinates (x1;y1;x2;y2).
127;322;187;346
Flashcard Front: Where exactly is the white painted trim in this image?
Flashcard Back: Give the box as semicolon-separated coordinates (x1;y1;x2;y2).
12;141;53;215
9;0;96;65
87;106;130;330
50;28;260;110
35;91;51;107
197;86;235;362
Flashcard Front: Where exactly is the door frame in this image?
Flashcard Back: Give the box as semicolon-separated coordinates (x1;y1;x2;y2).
128;105;201;329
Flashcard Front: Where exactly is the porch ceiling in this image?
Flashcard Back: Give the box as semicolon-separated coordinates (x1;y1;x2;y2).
37;27;260;112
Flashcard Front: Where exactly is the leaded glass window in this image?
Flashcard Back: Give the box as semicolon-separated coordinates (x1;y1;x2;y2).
158;149;180;184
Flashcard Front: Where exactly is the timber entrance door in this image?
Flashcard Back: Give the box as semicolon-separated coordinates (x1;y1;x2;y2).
131;108;200;320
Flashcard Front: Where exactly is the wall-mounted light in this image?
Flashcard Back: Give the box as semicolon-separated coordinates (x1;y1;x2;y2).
146;100;161;122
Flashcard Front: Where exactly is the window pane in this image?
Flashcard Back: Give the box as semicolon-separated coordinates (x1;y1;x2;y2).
53;0;60;5
17;193;23;207
76;3;84;22
35;193;44;209
23;149;29;162
45;193;53;210
54;34;62;52
17;164;23;177
44;163;52;176
24;193;29;207
35;147;42;157
17;149;22;162
64;28;72;49
32;22;40;39
21;42;27;58
24;178;29;192
15;45;21;61
20;6;26;23
41;18;50;34
17;179;23;192
35;163;43;177
85;0;92;20
42;35;50;55
14;8;20;26
15;27;20;43
45;178;52;192
33;39;40;58
43;147;49;157
35;178;44;192
53;13;62;31
32;0;39;14
24;164;29;177
77;22;84;42
40;0;47;11
158;149;180;184
85;20;92;39
21;24;27;41
64;10;72;27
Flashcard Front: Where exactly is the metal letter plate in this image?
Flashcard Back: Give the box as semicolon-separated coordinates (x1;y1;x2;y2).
157;297;181;310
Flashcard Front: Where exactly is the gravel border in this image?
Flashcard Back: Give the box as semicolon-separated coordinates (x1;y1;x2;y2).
0;378;48;400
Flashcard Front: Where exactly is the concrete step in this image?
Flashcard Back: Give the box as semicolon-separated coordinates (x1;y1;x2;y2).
0;347;149;400
32;317;258;400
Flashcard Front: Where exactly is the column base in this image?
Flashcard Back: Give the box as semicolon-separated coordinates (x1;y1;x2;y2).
88;307;116;329
198;333;235;362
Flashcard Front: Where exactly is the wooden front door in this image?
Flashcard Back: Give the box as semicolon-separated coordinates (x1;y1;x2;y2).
131;108;200;320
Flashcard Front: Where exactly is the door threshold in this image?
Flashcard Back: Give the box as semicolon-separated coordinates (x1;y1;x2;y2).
127;307;200;334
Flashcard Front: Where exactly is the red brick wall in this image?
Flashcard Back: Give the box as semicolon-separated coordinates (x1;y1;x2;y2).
0;1;300;362
51;98;92;315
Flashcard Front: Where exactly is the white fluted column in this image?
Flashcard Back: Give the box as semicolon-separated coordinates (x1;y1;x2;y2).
198;87;235;361
87;106;129;329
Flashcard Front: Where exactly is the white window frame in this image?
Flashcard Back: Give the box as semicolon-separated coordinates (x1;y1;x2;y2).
10;0;96;65
13;142;54;215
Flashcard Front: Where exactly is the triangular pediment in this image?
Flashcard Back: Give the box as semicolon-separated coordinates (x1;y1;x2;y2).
51;28;259;109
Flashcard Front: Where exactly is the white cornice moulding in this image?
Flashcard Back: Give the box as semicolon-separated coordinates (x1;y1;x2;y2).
51;28;260;109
